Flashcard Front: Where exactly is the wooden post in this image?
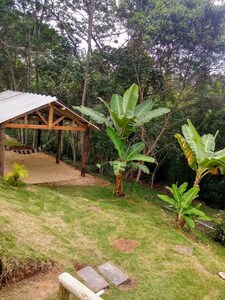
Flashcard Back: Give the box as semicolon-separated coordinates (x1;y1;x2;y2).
59;283;70;300
59;272;103;300
56;125;63;164
0;123;5;177
81;127;90;177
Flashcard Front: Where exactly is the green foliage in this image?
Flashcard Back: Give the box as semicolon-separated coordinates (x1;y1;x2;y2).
175;119;225;187
158;182;211;228
74;83;169;139
75;84;167;195
4;163;28;186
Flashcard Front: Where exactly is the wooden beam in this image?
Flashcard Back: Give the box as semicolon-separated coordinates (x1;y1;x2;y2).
5;123;86;131
36;110;48;124
53;116;65;127
81;128;90;177
0;123;5;176
56;121;63;164
54;106;85;127
48;103;54;129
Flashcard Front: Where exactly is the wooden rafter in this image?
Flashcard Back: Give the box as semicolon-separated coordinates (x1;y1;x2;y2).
36;110;48;125
53;116;65;126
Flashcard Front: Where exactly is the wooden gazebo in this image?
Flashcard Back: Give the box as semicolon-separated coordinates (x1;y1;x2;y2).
0;91;99;177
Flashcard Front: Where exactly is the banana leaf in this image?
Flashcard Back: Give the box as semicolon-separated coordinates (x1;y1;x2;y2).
106;127;126;160
130;162;150;174
73;106;109;125
182;120;206;163
109;160;126;175
134;99;155;118
126;154;155;163
122;83;139;118
126;142;145;160
110;94;123;117
175;133;197;170
135;108;170;127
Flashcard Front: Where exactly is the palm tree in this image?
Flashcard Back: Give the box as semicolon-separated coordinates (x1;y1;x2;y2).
74;84;170;196
175;119;225;188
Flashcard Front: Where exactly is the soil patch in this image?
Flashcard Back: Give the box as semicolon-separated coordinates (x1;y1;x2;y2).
173;245;193;256
73;263;88;271
88;205;102;212
112;238;140;253
119;279;137;291
4;151;109;186
0;258;55;288
0;266;61;300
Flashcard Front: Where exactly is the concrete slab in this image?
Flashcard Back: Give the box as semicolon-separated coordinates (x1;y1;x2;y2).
98;262;129;286
77;266;109;292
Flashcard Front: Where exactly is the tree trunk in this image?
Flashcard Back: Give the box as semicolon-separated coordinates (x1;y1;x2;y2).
176;214;185;227
114;173;124;197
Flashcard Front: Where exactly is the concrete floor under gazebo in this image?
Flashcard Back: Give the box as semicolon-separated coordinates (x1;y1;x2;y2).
4;150;108;186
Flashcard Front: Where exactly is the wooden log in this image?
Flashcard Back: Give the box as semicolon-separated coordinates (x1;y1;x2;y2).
0;123;5;177
58;272;103;300
59;283;70;300
81;128;90;177
56;121;63;164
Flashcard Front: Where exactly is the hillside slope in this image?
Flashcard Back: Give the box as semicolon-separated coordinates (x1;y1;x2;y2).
0;182;225;299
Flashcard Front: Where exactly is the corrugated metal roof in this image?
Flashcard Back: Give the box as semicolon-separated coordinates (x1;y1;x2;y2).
0;90;56;123
0;90;99;130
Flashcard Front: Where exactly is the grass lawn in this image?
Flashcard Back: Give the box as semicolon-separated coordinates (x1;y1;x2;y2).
1;180;225;299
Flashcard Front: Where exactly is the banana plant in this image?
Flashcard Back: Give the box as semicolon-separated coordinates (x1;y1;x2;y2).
73;84;169;196
100;127;155;196
175;119;225;188
158;182;211;228
74;83;170;139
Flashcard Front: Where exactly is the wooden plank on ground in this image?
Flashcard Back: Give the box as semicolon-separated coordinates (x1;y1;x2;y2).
98;261;129;286
77;266;109;292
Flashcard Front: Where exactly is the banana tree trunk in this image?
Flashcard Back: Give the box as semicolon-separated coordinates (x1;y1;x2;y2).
114;173;124;197
193;173;201;188
176;214;185;227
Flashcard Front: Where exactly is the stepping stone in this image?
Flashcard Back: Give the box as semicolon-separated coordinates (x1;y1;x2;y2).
98;261;129;286
77;266;109;292
218;272;225;280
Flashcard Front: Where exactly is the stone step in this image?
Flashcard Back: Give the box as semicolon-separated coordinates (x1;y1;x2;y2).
98;261;130;286
77;266;109;292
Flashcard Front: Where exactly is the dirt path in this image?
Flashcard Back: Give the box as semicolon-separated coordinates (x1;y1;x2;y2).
0;267;61;300
4;151;109;186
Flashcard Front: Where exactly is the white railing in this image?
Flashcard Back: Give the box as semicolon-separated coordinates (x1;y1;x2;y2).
59;272;104;300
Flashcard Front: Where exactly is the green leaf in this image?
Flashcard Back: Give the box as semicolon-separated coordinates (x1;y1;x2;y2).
106;127;126;160
182;120;206;164
126;142;145;160
135;108;170;127
110;112;135;138
110;94;123;117
96;163;101;168
130;162;150;174
109;160;126;175
185;207;205;216
171;184;182;206
182;187;199;208
73;106;108;125
178;182;188;194
127;154;155;163
134;99;155;118
122;83;139;118
175;133;197;170
202;133;216;157
184;216;195;228
197;215;212;221
158;194;175;205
